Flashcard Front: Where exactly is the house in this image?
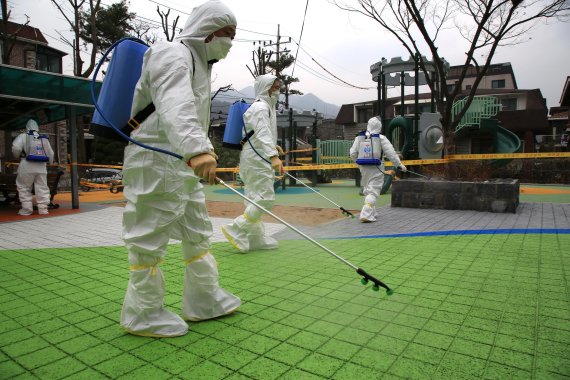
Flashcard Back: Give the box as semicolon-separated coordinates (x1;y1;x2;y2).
546;76;569;151
335;62;549;155
0;20;66;72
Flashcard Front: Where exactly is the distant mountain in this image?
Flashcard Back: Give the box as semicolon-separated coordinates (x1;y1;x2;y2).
289;93;340;119
211;86;340;119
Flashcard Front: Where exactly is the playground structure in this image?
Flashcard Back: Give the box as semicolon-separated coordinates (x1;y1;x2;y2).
370;55;446;162
369;55;523;191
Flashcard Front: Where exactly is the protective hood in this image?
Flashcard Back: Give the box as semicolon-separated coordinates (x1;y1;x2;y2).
26;119;39;132
367;117;382;134
254;74;277;105
175;0;236;43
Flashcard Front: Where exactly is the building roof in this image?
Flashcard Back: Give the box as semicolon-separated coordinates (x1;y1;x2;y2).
1;20;67;57
447;62;518;89
548;106;569;117
456;88;547;111
1;20;49;45
498;109;549;134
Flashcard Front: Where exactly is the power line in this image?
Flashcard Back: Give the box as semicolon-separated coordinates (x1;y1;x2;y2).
291;0;310;78
310;56;373;90
288;39;373;90
294;59;357;88
147;0;190;15
237;27;282;38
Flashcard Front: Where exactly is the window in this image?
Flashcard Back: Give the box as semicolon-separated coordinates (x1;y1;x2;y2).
24;49;62;73
356;107;373;123
36;52;62;73
492;79;506;89
447;84;455;92
407;103;432;114
500;98;517;111
465;85;472;90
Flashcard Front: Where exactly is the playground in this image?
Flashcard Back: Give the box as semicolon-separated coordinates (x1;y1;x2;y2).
1;53;569;380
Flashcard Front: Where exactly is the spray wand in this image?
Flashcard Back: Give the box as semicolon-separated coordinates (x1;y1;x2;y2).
282;172;354;218
217;177;392;294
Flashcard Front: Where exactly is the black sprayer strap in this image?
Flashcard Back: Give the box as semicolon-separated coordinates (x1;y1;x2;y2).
125;102;156;131
240;130;255;146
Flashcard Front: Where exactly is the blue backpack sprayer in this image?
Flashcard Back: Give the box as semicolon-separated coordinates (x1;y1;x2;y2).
25;130;50;162
91;38;392;295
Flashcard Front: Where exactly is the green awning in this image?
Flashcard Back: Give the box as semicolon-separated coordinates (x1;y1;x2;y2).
0;64;102;130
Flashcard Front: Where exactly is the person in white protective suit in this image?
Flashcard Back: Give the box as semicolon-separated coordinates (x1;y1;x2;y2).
11;119;54;216
120;0;240;338
350;116;407;223
221;74;284;253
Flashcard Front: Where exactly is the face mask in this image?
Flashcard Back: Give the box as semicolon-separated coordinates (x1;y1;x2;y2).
205;36;232;62
270;92;279;105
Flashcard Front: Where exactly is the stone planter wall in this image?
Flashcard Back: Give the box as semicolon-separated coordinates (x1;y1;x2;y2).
391;179;520;213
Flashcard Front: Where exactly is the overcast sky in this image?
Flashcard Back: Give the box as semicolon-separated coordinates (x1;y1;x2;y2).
7;0;570;110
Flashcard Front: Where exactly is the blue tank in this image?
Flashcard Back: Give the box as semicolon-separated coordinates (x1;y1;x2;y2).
223;100;251;149
91;39;149;140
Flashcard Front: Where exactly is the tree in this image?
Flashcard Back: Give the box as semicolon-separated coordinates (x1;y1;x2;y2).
246;43;273;77
333;0;570;155
267;52;303;109
80;0;135;51
51;0;102;78
131;19;158;46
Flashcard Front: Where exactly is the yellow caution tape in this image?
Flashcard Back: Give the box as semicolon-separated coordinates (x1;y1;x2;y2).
448;152;570;160
11;152;564;175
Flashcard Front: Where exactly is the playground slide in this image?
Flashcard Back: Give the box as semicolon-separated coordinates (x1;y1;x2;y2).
496;125;522;154
493;125;522;166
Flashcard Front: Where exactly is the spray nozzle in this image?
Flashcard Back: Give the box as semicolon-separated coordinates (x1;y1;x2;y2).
340;207;355;219
357;268;393;295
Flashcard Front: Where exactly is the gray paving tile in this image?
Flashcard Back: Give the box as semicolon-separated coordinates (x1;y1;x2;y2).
0;207;285;250
274;203;570;240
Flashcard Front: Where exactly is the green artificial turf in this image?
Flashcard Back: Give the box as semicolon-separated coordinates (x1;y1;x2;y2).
1;234;569;379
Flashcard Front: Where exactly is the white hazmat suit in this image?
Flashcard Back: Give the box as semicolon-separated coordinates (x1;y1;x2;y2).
350;117;406;222
11;119;54;216
222;74;280;253
120;0;240;338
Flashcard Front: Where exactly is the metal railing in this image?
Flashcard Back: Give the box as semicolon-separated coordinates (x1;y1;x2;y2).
452;96;502;131
317;140;353;164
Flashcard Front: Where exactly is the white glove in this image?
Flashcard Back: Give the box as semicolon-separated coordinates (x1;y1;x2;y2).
399;164;407;172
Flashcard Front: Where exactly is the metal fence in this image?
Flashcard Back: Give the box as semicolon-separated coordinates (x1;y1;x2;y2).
317;140;353;164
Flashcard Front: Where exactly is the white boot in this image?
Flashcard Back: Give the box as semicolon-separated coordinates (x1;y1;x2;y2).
18;208;33;216
221;215;250;253
182;252;241;321
18;201;33;216
121;264;188;337
359;203;377;223
249;222;278;250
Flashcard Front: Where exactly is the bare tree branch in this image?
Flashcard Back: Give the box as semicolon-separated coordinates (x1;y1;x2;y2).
157;5;180;42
